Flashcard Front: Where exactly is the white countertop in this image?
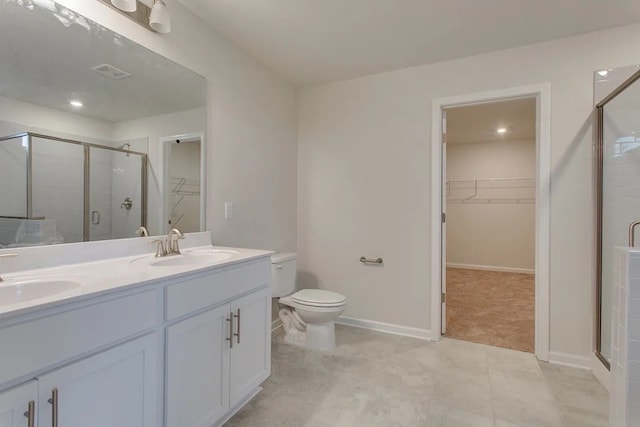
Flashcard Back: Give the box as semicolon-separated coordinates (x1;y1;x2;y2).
0;235;272;320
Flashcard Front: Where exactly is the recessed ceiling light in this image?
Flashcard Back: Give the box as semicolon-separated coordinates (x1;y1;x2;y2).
497;128;507;134
69;100;83;108
597;70;609;77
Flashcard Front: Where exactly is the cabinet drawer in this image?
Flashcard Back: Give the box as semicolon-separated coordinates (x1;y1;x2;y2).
0;290;157;386
165;259;270;321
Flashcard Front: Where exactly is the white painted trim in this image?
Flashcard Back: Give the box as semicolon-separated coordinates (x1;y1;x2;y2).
446;263;534;275
160;132;207;234
431;83;552;361
591;353;610;391
271;318;283;333
548;351;592;370
336;316;432;340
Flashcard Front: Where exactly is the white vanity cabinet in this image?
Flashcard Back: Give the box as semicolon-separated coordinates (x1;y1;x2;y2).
0;334;157;427
165;286;271;427
0;381;37;427
37;334;158;427
228;288;271;408
0;251;272;427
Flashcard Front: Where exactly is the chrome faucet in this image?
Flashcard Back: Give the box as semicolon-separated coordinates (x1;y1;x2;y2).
135;226;149;237
168;229;185;255
0;253;18;282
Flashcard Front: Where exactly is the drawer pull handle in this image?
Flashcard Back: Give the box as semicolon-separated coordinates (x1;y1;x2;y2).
226;314;233;349
234;309;241;344
48;388;58;427
24;400;35;427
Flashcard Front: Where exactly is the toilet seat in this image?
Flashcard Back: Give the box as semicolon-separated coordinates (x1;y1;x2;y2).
291;289;346;307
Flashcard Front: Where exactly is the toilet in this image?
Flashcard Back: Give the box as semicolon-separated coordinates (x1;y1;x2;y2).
271;253;346;351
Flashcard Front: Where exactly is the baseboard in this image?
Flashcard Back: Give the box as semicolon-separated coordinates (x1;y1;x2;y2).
336;316;432;340
446;263;534;274
271;318;282;333
591;353;610;392
548;351;592;370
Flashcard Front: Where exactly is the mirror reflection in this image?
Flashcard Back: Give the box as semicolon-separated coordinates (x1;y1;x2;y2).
0;0;207;248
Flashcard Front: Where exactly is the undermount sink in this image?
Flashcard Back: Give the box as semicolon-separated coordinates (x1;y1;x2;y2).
0;279;82;306
150;251;236;267
129;248;240;267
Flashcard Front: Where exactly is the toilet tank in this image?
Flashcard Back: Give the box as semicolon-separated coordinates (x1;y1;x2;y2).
271;252;297;297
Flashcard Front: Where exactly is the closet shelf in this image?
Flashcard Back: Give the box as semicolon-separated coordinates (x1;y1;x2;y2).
446;177;535;204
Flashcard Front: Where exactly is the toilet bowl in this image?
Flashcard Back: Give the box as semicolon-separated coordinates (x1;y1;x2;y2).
278;289;346;351
271;253;347;351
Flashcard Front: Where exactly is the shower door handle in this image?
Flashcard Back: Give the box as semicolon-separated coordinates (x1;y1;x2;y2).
630;220;640;247
91;210;101;225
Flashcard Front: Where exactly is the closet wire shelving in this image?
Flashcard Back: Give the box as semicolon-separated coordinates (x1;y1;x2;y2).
169;176;200;227
446;177;535;204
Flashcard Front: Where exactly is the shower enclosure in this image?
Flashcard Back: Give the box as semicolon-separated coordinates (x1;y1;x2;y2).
0;132;147;247
596;68;640;369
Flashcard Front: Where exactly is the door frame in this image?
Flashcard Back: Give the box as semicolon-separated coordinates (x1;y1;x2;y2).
429;83;551;361
160;132;206;233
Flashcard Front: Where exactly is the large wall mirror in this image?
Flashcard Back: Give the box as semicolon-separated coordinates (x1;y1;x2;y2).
0;0;207;248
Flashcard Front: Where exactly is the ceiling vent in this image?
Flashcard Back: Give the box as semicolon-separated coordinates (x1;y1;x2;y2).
91;64;132;80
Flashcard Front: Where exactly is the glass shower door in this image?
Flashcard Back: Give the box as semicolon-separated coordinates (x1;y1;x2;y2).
89;146;145;241
599;75;640;364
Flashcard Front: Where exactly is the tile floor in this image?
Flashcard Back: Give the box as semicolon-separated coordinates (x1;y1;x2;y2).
226;325;609;427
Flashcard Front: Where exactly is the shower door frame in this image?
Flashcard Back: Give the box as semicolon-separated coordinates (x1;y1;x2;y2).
0;131;148;241
594;68;640;371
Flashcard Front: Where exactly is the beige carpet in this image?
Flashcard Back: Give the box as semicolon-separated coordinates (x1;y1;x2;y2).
445;268;535;353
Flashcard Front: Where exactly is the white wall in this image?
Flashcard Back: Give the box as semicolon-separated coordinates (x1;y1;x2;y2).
298;22;640;361
55;0;298;252
446;139;536;271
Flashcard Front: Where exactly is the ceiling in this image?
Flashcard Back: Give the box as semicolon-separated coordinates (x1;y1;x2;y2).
0;0;206;123
446;98;536;144
178;0;640;86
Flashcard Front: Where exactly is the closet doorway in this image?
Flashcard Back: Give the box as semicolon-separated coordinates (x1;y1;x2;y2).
442;97;537;353
162;133;206;233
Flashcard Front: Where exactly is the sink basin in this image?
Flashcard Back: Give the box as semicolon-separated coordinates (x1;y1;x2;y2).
129;248;239;267
0;279;82;305
150;252;235;267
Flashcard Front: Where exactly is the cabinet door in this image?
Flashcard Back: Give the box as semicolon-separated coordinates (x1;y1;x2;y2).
229;287;271;407
166;304;231;427
37;334;158;427
0;381;37;427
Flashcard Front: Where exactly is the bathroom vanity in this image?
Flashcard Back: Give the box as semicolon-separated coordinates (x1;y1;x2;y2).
0;233;271;427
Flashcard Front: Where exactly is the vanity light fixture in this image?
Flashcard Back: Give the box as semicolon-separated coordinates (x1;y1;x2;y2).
496;127;507;134
99;0;171;34
69;100;84;108
149;0;171;34
111;0;137;13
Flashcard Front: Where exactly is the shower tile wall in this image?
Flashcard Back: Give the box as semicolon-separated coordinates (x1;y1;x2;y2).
610;248;640;427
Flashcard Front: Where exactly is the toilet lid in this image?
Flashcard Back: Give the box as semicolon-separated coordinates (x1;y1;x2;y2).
292;289;346;307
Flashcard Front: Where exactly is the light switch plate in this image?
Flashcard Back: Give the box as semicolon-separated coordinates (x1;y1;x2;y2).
225;202;233;219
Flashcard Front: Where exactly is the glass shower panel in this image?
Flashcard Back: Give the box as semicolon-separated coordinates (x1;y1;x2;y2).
601;77;640;363
0;136;27;218
96;148;143;239
31;137;85;244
